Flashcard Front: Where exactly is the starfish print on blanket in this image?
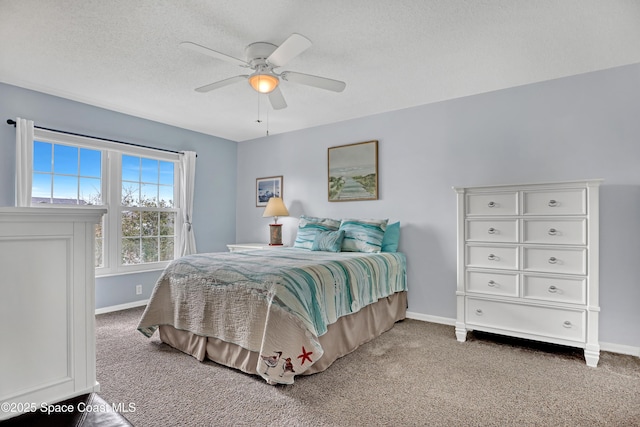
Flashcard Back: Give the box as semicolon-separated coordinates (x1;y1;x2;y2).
297;346;313;365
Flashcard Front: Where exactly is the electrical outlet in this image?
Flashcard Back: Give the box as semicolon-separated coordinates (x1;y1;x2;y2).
136;284;142;295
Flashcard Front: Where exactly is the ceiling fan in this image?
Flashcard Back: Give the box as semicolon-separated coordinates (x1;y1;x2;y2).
181;33;346;110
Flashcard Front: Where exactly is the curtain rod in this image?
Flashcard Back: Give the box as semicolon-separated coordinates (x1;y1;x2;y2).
6;119;193;157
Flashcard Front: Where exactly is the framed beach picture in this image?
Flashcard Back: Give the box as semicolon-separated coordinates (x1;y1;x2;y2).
256;175;283;207
328;140;378;202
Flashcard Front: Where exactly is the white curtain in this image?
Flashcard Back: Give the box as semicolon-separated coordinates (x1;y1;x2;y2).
15;117;34;207
179;151;197;256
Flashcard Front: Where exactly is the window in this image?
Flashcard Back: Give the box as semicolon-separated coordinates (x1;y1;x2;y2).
28;129;182;275
120;155;176;265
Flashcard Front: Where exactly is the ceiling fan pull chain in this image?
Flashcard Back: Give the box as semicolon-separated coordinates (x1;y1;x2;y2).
256;92;262;124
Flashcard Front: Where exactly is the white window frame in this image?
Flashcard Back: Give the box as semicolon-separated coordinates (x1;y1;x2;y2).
32;128;183;277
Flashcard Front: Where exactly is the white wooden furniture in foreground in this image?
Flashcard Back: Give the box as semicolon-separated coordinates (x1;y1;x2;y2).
0;207;106;420
454;180;601;367
227;243;287;252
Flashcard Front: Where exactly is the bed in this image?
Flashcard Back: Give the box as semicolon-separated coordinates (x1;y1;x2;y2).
137;217;406;384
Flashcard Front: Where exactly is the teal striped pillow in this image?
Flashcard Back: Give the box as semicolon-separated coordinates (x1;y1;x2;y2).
311;230;345;252
293;215;341;249
339;218;388;253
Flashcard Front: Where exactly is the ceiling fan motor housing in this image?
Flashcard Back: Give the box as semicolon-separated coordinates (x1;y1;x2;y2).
245;42;278;68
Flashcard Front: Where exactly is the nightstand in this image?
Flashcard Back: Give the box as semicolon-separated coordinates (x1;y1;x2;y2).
226;243;287;252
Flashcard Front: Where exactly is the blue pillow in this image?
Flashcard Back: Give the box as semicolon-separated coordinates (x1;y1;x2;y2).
339;218;388;253
293;215;341;250
311;230;345;252
381;221;400;252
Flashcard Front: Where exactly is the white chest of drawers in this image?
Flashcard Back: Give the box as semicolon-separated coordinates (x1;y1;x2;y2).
454;180;601;367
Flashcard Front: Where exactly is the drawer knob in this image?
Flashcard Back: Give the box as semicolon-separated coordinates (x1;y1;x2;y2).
548;199;558;207
548;228;557;236
475;309;483;315
487;280;497;287
563;321;572;328
488;227;496;234
548;285;558;293
488;201;496;208
487;254;499;261
548;257;558;264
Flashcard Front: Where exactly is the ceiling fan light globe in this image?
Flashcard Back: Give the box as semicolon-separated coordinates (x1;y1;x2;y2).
249;74;279;94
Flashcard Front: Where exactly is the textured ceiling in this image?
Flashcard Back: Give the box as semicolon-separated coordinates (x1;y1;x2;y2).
1;1;639;142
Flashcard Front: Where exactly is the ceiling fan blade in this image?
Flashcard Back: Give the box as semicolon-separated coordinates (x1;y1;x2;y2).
267;33;312;68
268;86;287;110
281;71;346;92
180;41;249;67
195;75;248;93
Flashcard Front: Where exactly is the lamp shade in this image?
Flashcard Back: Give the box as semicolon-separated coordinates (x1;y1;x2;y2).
249;73;279;93
262;197;289;219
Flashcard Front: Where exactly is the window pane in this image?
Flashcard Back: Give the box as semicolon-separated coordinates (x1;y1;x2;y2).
80;148;101;178
122;238;140;265
159;185;173;208
32;142;102;207
140;183;158;207
95;221;103;268
141;211;159;237
159;161;174;185
80;177;101;205
141;158;158;183
122;211;141;237
53;144;78;175
122;182;139;206
33;141;52;172
95;238;103;267
53;175;78;202
32;173;52;200
142;237;159;263
122;155;139;181
160;237;174;261
159;212;175;236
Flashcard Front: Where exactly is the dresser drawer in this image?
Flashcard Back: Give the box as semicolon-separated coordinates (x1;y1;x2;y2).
522;219;586;245
523;275;586;304
466;192;518;216
523;247;586;275
466;219;518;243
522;189;586;215
466;245;518;270
467;271;519;297
466;298;585;342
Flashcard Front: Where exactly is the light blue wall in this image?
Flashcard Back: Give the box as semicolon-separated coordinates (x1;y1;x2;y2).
236;63;640;349
0;82;237;309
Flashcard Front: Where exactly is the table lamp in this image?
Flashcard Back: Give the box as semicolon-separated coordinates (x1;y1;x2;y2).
262;197;289;245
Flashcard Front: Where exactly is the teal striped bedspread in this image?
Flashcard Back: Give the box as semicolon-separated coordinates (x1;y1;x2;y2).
137;248;407;384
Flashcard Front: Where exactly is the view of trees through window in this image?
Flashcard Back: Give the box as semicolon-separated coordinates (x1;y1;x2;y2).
120;155;175;265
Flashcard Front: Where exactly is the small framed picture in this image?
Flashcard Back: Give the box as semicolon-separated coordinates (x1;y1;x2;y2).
256;176;283;207
328;140;378;201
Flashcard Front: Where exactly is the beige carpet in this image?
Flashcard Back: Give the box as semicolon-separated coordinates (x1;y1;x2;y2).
96;307;640;426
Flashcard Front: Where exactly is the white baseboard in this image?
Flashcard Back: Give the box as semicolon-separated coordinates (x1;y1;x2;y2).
95;299;148;315
406;311;456;326
600;342;640;357
405;312;639;358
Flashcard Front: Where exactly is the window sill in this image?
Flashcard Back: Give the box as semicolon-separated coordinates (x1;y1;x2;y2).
96;264;168;278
